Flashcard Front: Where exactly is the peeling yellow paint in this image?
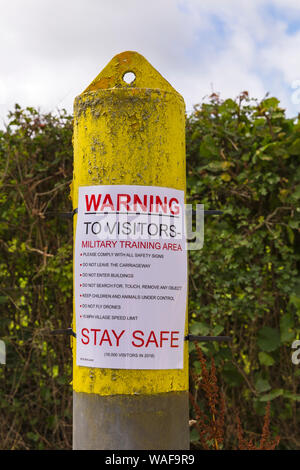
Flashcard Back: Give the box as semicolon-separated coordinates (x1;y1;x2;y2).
72;51;188;396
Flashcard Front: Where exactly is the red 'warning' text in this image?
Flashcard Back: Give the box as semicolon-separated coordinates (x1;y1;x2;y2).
85;193;180;215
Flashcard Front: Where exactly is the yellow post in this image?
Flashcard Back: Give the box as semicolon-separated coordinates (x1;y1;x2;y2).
71;51;189;450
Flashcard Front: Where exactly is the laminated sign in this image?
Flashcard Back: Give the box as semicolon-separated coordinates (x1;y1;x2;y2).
75;185;187;369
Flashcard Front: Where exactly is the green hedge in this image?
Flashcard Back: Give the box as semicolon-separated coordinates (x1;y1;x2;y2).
0;106;74;449
187;93;300;448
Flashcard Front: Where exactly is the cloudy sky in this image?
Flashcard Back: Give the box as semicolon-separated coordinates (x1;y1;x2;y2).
1;0;300;124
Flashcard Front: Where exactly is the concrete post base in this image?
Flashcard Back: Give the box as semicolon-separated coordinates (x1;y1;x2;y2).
73;390;189;450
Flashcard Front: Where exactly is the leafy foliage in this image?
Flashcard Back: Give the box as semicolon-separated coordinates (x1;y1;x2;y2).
0;105;73;449
187;92;300;449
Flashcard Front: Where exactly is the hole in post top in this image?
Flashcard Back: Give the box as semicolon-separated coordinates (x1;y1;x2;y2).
122;71;136;84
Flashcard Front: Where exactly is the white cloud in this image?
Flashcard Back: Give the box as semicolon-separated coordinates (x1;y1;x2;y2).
0;0;300;123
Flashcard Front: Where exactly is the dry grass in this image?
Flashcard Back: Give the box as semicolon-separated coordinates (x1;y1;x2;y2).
190;343;280;450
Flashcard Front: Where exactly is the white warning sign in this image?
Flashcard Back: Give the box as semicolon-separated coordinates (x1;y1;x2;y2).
74;185;187;369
